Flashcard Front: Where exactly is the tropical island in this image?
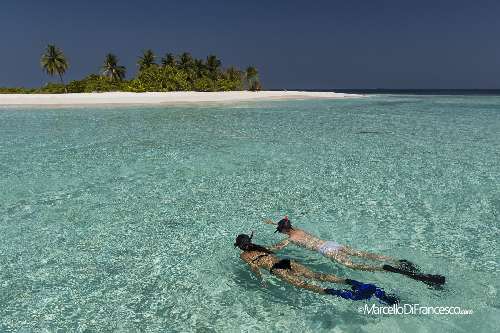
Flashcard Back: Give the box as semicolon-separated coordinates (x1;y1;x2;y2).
0;45;261;94
0;45;359;105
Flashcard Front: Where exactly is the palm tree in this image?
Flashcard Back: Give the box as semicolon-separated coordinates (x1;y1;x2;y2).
161;53;176;67
138;49;156;71
41;44;69;92
101;53;126;81
179;52;194;70
194;58;207;78
226;66;242;81
245;66;259;91
206;55;221;78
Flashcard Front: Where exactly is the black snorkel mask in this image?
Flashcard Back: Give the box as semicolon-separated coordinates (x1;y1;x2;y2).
234;231;254;249
275;216;292;233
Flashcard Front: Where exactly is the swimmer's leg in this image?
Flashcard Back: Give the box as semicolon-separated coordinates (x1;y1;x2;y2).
329;252;384;272
272;269;326;294
289;261;347;284
342;247;421;273
341;246;397;263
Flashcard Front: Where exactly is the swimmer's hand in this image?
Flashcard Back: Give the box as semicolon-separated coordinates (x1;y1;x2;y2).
264;219;276;225
269;239;289;251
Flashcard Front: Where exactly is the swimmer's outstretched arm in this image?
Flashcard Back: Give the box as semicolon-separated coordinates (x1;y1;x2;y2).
264;220;290;251
269;239;290;251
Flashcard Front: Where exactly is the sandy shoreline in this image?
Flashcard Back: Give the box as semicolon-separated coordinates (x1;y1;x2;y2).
0;91;362;106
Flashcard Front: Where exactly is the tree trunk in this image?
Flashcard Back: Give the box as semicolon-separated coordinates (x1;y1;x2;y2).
59;72;67;93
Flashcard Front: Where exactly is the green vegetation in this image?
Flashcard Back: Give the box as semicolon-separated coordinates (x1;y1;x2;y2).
126;53;244;92
0;87;37;94
0;45;261;94
66;75;128;93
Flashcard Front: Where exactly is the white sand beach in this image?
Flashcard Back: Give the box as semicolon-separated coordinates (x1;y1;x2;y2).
0;91;361;106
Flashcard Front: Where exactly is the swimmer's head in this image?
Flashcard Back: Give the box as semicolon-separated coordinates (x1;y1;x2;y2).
234;232;274;254
275;216;293;234
234;233;253;250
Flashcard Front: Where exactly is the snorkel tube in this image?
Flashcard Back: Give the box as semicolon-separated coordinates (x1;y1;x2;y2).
234;232;274;254
234;232;253;249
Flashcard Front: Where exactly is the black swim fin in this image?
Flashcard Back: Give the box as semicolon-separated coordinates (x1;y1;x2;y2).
398;260;420;273
383;264;445;286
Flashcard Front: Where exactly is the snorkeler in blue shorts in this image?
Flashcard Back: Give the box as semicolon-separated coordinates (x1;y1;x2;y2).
235;233;399;305
266;217;445;286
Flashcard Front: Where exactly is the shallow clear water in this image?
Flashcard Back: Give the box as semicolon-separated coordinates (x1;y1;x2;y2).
0;96;499;332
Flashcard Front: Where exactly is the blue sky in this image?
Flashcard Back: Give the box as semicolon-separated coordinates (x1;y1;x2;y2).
1;0;499;88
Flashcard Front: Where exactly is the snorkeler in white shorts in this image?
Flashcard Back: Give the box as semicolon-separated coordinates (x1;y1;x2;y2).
266;216;445;286
318;240;344;255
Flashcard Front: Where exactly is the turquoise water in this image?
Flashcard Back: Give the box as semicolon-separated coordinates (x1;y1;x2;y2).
0;95;499;332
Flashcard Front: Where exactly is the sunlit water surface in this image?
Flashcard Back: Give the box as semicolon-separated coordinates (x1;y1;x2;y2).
0;95;499;332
